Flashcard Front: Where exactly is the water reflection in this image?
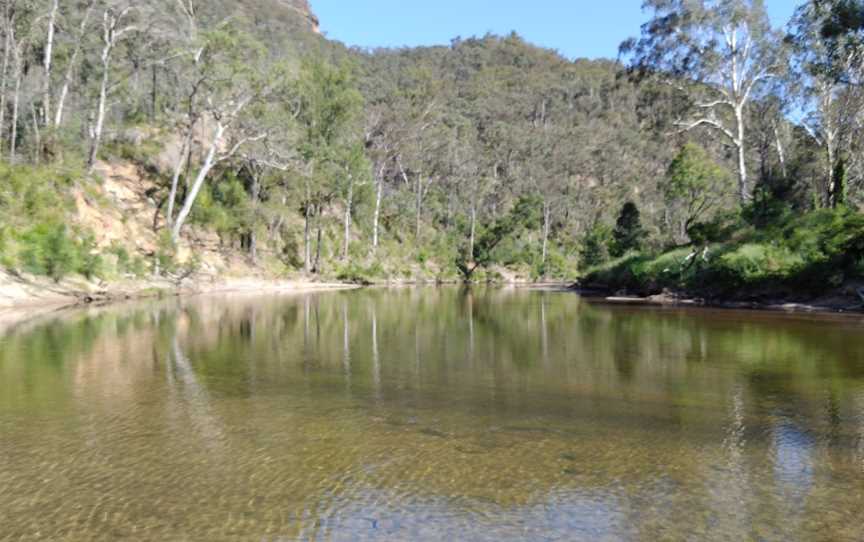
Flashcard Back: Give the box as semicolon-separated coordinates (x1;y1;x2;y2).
1;288;864;540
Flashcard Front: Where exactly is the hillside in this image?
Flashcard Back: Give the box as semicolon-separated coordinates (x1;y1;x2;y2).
1;1;864;311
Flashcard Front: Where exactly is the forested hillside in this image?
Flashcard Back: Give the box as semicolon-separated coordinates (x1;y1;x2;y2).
1;0;864;302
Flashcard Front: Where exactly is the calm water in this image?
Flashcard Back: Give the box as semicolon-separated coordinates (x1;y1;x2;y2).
2;288;864;541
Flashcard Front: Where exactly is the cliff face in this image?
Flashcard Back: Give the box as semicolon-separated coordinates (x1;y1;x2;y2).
239;0;321;34
210;0;322;37
278;0;320;33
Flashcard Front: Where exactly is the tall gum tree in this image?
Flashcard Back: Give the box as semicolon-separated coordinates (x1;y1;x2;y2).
621;0;788;202
86;3;137;172
790;0;864;207
170;27;281;242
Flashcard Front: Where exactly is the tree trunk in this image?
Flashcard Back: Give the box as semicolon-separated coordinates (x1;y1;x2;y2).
30;103;41;163
0;11;11;149
734;106;748;202
469;201;476;261
313;209;322;274
87;51;111;172
415;173;422;243
541;202;551;267
772;122;787;180
9;45;21;162
249;170;261;263
303;171;312;272
150;63;157;122
166;127;193;228
171;122;226;242
41;0;58;128
372;163;385;251
825;131;837;208
342;176;354;260
303;202;311;273
54;5;94;128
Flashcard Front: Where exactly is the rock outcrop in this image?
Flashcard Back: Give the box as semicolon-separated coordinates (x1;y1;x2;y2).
278;0;320;33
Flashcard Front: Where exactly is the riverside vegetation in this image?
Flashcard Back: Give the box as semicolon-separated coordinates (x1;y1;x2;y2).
1;1;864;302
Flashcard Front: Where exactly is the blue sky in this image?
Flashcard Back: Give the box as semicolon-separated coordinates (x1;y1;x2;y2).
311;0;799;60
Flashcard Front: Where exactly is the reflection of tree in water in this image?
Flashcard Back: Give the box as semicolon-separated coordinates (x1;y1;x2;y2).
166;334;226;452
5;291;864;539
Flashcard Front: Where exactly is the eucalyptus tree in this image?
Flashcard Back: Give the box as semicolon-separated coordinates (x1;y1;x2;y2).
50;0;96;131
170;27;283;242
86;1;139;172
1;0;38;161
622;0;788;202
39;0;58;128
336;142;371;261
806;0;864;86
293;59;364;271
360;60;441;253
790;0;864;207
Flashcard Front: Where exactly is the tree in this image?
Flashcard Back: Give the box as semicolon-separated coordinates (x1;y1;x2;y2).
294;59;364;272
87;3;138;172
611;202;644;257
790;1;864;208
622;0;787;202
662;142;734;241
456;194;541;280
170;27;281;242
807;0;864;86
51;0;96;130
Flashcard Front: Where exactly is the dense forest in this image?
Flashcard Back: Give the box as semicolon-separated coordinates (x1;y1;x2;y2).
1;0;864;300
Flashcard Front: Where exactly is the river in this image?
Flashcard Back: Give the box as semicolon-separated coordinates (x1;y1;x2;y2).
1;287;863;540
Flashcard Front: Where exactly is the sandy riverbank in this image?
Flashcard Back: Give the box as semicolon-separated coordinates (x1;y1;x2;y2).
0;271;359;329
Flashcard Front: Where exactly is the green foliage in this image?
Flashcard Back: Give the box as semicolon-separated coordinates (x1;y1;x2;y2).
662;143;734;238
20;223;77;282
611;202;644;257
456;195;542;280
744;180;796;229
335;261;385;285
155;231;177;275
583;207;864;297
189;173;253;241
78;234;103;280
17;222;102;282
297;59;364;154
101;134;163;166
0;162;77;226
580;224;612;269
687;210;739;245
533;246;575;280
0;163;108;281
832;157;848;208
107;243;148;278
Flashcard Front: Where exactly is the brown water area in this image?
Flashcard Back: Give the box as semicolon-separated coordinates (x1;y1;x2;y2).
1;287;864;541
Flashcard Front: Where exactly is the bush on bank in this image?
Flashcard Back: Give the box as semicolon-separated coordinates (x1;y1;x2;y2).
581;207;864;299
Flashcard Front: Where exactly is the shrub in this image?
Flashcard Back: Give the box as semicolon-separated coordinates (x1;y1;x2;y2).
78;234;103;280
335;262;373;285
155;231;177;275
20;222;80;282
713;243;804;287
580;224;612;268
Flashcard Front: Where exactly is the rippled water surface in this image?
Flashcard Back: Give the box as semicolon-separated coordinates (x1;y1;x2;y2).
2;288;864;540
